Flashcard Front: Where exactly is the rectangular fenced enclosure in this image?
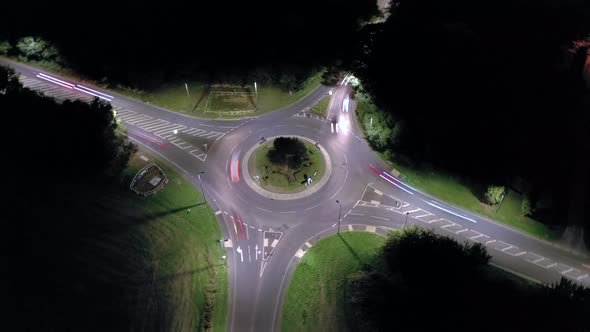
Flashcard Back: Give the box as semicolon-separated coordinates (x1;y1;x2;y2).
205;89;257;114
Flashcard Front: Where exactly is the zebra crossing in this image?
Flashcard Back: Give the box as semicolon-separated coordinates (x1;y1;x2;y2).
114;108;225;161
19;75;96;103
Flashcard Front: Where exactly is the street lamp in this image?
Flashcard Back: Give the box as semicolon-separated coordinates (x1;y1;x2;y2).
403;212;410;230
185;83;191;110
336;200;342;235
254;81;258;108
197;171;207;205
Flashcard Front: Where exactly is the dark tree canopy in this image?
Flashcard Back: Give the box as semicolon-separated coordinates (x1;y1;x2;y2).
347;228;590;332
0;0;379;89
349;0;590;232
268;137;308;169
3;64;139;331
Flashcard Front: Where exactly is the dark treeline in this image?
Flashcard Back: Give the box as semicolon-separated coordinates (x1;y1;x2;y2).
350;0;590;239
1;0;378;89
347;228;590;331
2;66;140;331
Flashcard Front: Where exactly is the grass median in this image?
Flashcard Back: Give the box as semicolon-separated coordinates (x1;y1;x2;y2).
308;95;330;117
282;232;386;332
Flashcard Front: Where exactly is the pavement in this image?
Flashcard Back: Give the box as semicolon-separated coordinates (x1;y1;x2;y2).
4;58;589;332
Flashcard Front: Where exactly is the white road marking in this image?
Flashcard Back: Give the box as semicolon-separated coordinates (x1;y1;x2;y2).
349;212;364;216
370;216;389;221
425;201;478;223
256;207;272;213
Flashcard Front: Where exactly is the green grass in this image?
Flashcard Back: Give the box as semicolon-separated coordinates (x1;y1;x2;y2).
375;151;560;241
250;140;325;192
207;92;256;112
6;55;324;119
308;95;330;117
115;150;228;331
282;232;386;332
112;70;324;119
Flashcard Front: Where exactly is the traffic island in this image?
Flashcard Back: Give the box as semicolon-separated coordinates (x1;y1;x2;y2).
242;135;332;200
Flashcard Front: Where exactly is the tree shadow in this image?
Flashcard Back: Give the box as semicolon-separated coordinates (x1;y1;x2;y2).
192;84;211;112
158;263;225;283
339;234;370;270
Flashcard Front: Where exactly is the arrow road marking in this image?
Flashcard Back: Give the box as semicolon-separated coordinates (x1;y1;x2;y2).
248;245;251;262
236;246;243;262
255;244;259;261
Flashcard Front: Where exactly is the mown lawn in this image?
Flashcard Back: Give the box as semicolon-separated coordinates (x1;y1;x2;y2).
113;70;324;119
107;150;228;331
376;152;561;241
251;140;325;193
282;232;385;332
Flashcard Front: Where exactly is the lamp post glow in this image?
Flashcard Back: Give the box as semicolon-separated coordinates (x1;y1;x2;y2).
254;82;258;107
336;200;342;235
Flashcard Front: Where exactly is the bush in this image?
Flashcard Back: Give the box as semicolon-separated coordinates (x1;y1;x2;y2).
0;40;12;55
522;196;535;216
16;36;62;63
484;185;505;205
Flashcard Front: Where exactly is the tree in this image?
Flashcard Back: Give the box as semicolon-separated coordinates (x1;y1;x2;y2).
485;185;505;205
0;39;11;55
267;137;307;170
0;66;21;94
522;195;535;216
16;36;60;62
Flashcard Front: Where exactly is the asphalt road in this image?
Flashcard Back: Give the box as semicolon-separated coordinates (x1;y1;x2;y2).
4;58;589;332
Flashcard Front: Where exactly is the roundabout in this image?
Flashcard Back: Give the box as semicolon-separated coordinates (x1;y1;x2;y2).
6;59;589;332
243;135;332;200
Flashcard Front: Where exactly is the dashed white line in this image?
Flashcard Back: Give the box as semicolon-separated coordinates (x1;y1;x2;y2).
370;216;389;221
256;207;272;213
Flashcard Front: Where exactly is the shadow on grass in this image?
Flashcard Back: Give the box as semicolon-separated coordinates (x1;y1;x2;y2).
158;263;225;283
339;234;370;270
192;84;211;112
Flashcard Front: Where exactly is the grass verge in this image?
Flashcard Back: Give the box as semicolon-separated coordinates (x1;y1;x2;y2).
5;56;324;119
282;232;386;332
112;70;325;119
250;140;325;193
378;154;560;241
354;93;560;241
117;150;228;331
308;95;330;117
